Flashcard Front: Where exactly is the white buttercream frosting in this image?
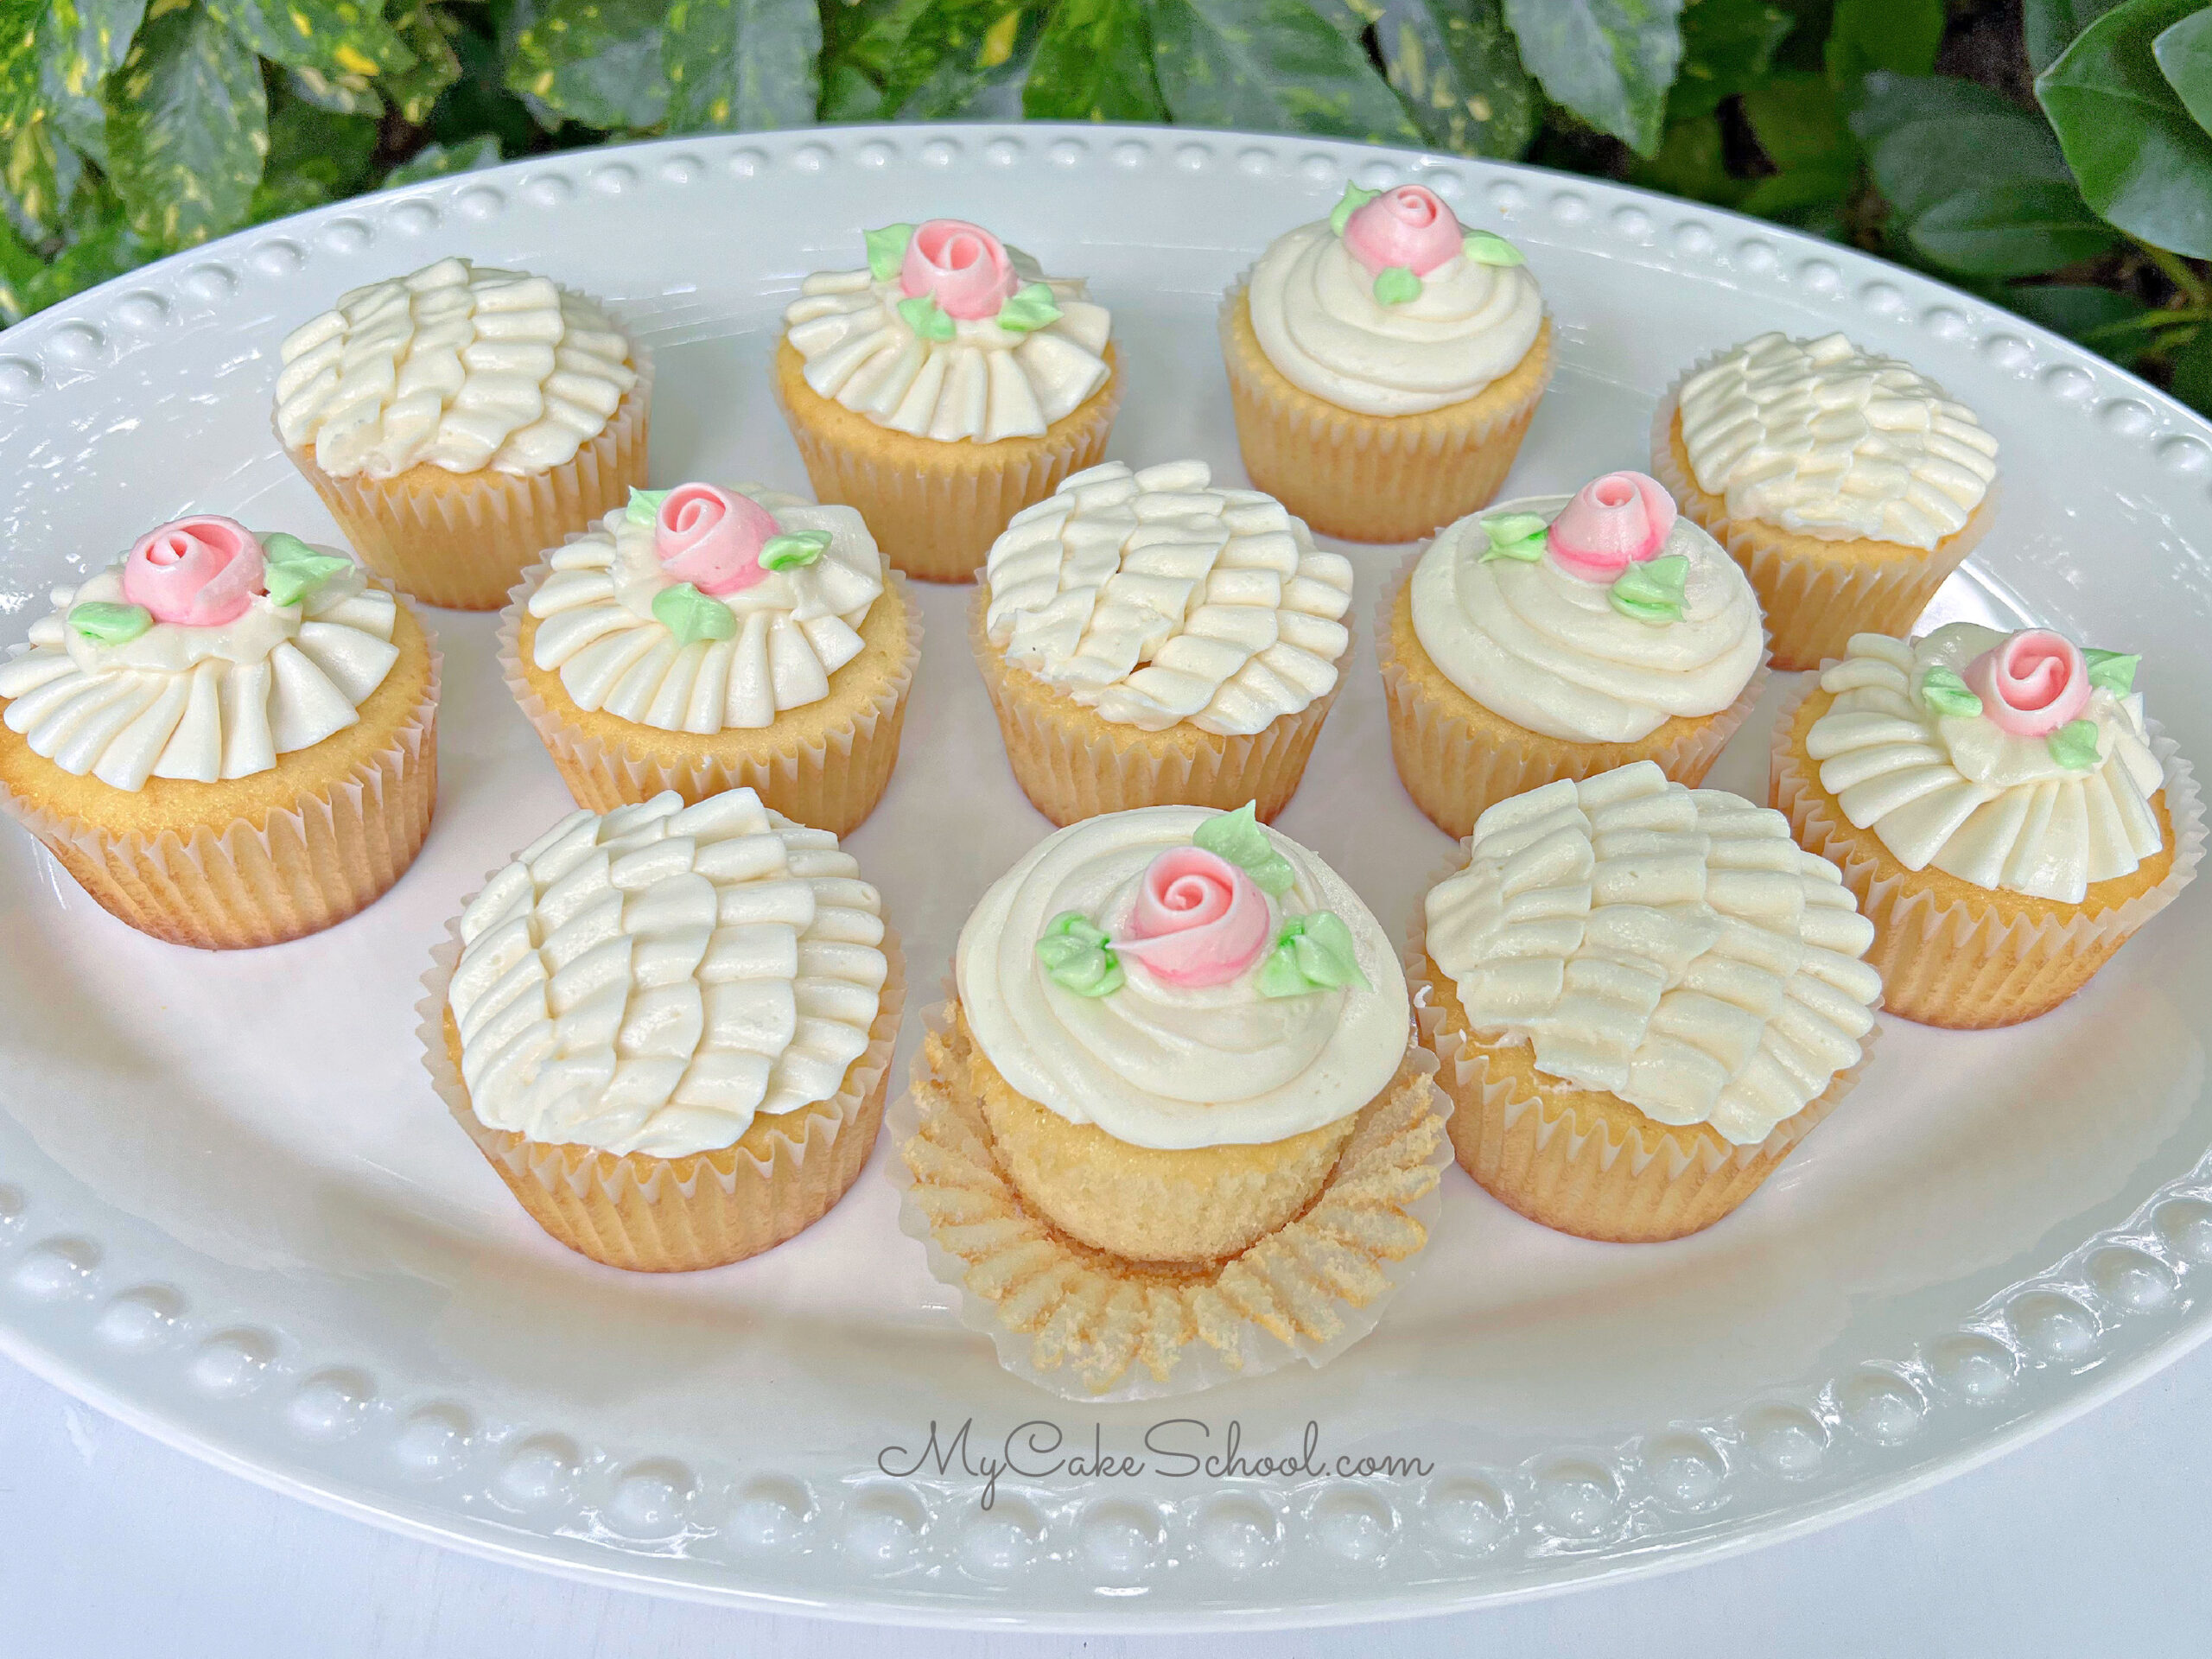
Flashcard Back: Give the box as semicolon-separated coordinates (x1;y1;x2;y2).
1245;220;1543;417
1425;763;1882;1147
1806;625;2165;904
276;257;639;480
782;250;1111;444
956;806;1408;1151
525;490;886;734
0;551;400;791
1411;493;1764;743
1675;332;1998;549
983;460;1353;736
447;788;887;1158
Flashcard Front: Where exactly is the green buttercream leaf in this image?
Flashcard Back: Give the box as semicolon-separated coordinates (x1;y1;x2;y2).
1372;264;1422;306
260;532;352;608
1036;910;1123;997
1329;182;1379;237
864;223;916;283
651;582;738;646
2047;719;2102;772
626;486;671;527
67;601;152;645
1462;229;1525;267
995;282;1063;334
759;531;832;572
896;293;956;342
1607;553;1690;623
1478;512;1549;563
1192;803;1296;896
1918;664;1984;720
2083;648;2140;696
1258;912;1370;999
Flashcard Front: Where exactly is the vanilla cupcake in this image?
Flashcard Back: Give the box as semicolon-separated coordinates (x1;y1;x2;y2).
503;480;917;836
899;803;1446;1395
1414;762;1883;1243
276;257;650;611
1379;469;1769;840
1653;333;1998;670
1773;623;2202;1027
1221;182;1554;543
423;787;901;1272
973;460;1351;826
774;218;1122;582
0;516;437;947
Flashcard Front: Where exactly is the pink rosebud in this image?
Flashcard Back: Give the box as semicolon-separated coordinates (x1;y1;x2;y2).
655;483;779;596
1544;471;1678;582
1964;628;2091;736
899;218;1020;321
121;516;265;626
1114;847;1272;989
1341;185;1466;278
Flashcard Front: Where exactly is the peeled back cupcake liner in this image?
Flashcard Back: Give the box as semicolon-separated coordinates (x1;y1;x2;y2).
1218;288;1553;544
1650;375;1993;672
284;342;656;613
888;988;1452;1401
498;556;921;838
0;598;439;950
418;913;904;1273
772;340;1124;585
1770;678;2205;1029
968;586;1344;827
1375;546;1771;842
1406;896;1874;1243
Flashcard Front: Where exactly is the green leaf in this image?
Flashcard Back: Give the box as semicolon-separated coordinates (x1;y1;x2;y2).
2153;6;2212;136
1501;0;1684;157
2005;282;2151;354
1866;109;2073;223
1192;802;1297;895
2024;0;2126;75
0;0;43;136
995;280;1061;331
1025;0;1166;120
2037;0;2212;259
0;213;41;322
1256;911;1369;997
283;63;381;116
1036;910;1123;996
429;3;539;149
1737;70;1859;218
507;0;669;130
873;0;1033;119
864;221;913;281
1918;664;1983;719
1668;0;1789;124
1373;264;1421;303
1907;180;2120;278
384;2;462;124
2083;647;2140;694
1;117;75;238
1608;552;1689;622
2047;717;2102;770
626;486;671;524
759;529;831;570
1363;0;1540;159
664;0;821;130
652;582;739;645
261;531;352;607
895;291;955;340
36;0;147;162
105;1;268;252
2170;317;2212;414
381;135;501;190
1851;69;2019;143
68;600;152;644
201;0;415;79
1478;510;1548;560
22;213;150;313
1629;114;1749;207
818;60;885;119
1823;0;1942;92
1147;0;1421;143
1462;227;1522;264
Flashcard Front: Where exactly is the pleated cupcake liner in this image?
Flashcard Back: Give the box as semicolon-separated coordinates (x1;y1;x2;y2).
967;586;1344;827
1217;287;1553;544
1406;894;1875;1243
418;911;905;1273
1649;369;1993;671
772;341;1124;584
284;340;656;613
0;594;439;950
1374;545;1772;842
1770;678;2205;1029
887;988;1452;1401
498;556;921;838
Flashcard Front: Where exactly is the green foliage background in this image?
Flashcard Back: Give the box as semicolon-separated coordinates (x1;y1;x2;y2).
4;0;2212;404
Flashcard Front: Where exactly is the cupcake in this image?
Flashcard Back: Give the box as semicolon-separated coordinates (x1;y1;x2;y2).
0;516;438;948
1652;332;1998;671
1414;761;1883;1243
502;480;918;836
1378;468;1770;840
1220;182;1554;543
1773;623;2202;1027
773;218;1122;583
972;459;1352;826
898;803;1448;1395
423;786;902;1272
276;256;651;611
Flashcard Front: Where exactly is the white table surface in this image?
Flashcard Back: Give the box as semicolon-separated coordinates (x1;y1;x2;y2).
6;1340;2209;1656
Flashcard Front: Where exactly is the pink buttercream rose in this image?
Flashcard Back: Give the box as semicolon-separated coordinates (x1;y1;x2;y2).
1340;185;1466;278
1964;628;2092;736
654;483;779;595
1545;471;1678;583
121;516;265;626
899;219;1020;321
1113;847;1272;988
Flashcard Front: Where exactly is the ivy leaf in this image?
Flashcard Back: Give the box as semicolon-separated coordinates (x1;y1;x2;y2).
1372;264;1421;303
1360;0;1539;159
1907;179;2120;278
201;0;415;80
1478;511;1548;561
1035;911;1123;996
1192;802;1297;895
68;600;153;644
2152;6;2212;137
1501;0;1683;157
1026;0;1163;118
895;291;955;340
36;0;147;162
652;582;739;645
995;280;1061;332
1823;0;1942;93
2046;718;2102;771
1328;181;1376;234
626;487;671;525
759;529;831;570
1667;0;1789;124
261;531;352;607
664;0;821;130
1608;552;1689;622
105;2;268;252
507;0;669;130
863;222;913;281
1147;0;1421;143
2024;0;2126;75
2083;647;2140;694
1462;227;1522;264
2037;0;2212;259
1918;664;1983;719
381;135;501;190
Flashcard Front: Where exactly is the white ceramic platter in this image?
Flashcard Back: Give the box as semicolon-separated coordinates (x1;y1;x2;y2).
1;124;2209;1633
